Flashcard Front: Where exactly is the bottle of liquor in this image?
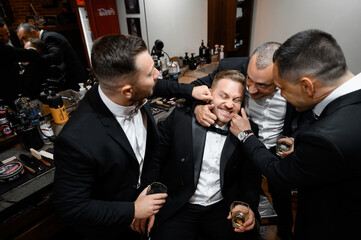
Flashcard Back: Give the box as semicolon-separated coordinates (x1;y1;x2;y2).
199;40;205;58
205;41;211;64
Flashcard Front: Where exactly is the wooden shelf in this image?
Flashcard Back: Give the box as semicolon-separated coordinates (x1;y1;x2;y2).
208;0;254;57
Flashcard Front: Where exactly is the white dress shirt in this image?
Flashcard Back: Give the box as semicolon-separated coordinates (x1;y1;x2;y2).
244;88;287;149
189;124;227;206
313;72;361;118
98;87;147;187
39;29;44;39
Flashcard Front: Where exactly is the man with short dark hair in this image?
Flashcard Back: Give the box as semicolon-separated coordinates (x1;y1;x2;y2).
230;29;361;239
151;70;261;240
17;23;87;91
53;34;168;239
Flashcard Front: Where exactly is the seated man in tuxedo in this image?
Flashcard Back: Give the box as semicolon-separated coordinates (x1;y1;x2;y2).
192;42;296;240
151;70;262;240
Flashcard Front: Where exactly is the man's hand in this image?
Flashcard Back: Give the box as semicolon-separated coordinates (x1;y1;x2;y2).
192;85;213;102
277;137;294;158
230;108;251;137
134;186;167;219
194;104;217;127
130;215;155;233
227;208;256;233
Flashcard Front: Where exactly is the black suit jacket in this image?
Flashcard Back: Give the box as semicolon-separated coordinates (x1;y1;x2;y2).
191;57;296;136
41;30;87;91
243;89;361;239
53;85;159;239
9;27;21;48
152;107;262;224
0;43;42;105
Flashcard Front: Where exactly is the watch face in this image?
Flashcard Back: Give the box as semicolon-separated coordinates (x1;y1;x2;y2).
238;131;247;141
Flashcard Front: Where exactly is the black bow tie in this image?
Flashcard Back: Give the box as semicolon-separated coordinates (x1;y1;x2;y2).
207;125;229;136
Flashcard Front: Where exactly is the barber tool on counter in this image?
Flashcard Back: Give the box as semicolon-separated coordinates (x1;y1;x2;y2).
30;148;51;167
13;95;44;150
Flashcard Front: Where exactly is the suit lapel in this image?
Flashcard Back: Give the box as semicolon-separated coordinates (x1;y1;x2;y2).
192;117;207;188
220;134;239;189
143;102;159;158
87;85;138;167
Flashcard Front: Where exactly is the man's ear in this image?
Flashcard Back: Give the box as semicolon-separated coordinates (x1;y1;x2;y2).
120;84;133;99
300;77;315;97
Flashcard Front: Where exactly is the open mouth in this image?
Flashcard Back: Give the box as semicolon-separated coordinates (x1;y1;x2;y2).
219;108;233;116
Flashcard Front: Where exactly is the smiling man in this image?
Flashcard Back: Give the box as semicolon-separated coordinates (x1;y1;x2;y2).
192;42;296;240
150;70;261;240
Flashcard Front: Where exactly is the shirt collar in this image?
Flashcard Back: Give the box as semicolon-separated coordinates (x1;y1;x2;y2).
212;123;228;130
39;30;44;39
98;86;147;118
313;72;361;118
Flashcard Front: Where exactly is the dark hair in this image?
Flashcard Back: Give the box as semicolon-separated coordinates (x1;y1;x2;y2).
251;42;281;69
212;70;246;89
0;17;5;28
17;22;39;32
91;34;147;86
27;38;46;55
273;29;347;84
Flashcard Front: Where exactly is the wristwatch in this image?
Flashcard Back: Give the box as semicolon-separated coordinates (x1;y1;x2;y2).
237;130;253;142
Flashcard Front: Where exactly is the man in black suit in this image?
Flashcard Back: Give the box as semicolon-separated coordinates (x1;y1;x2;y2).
192;42;296;240
230;29;361;240
151;70;262;240
0;18;43;106
53;34;168;239
17;23;87;91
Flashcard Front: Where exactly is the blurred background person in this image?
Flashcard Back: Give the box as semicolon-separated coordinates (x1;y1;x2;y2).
17;23;87;92
0;18;43;106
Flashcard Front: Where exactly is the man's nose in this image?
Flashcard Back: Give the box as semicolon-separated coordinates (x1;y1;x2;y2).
225;99;234;109
154;68;160;80
248;84;258;94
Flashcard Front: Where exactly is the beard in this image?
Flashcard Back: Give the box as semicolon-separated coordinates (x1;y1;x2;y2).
129;84;154;105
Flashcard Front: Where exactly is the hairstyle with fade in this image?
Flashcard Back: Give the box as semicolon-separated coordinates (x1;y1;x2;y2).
273;29;347;85
251;42;281;69
91;34;147;89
